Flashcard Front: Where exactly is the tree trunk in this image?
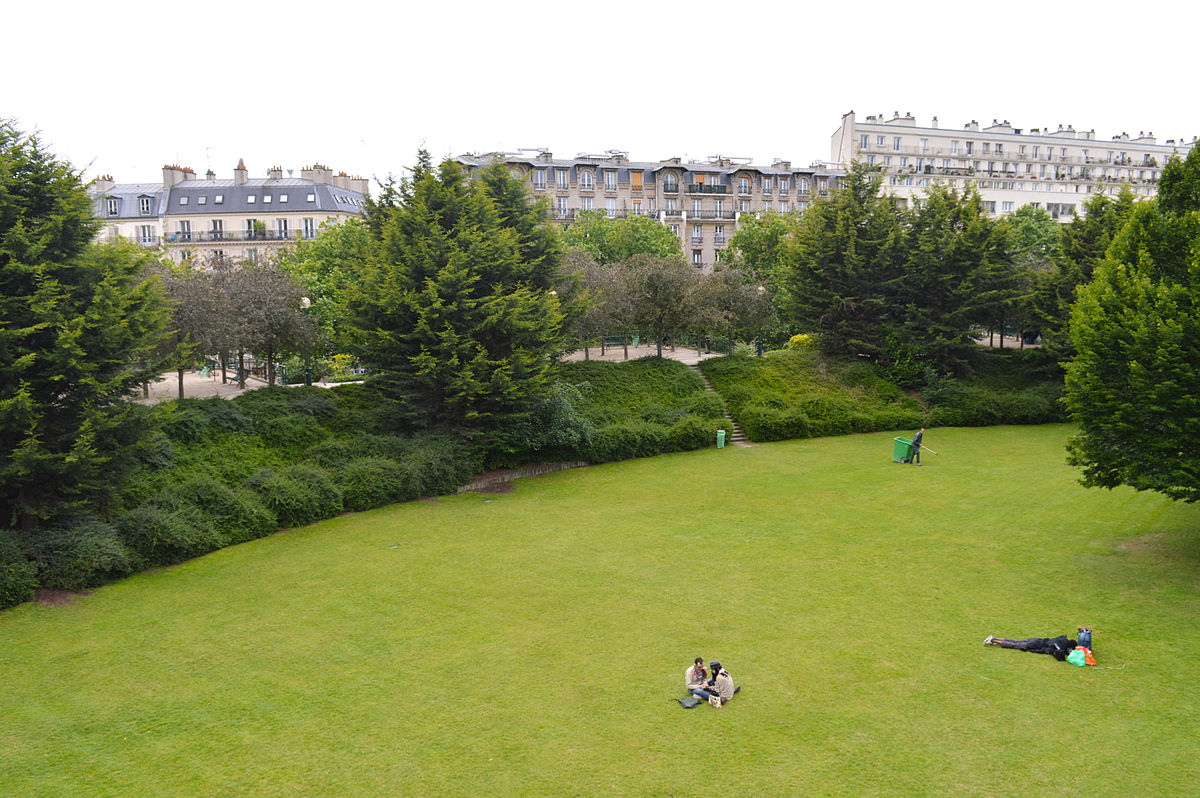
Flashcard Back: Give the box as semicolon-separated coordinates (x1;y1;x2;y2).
583;346;589;361
237;350;246;389
266;346;275;386
998;317;1005;350
177;367;185;400
623;334;628;360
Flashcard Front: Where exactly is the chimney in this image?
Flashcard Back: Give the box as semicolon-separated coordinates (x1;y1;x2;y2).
162;164;191;188
931;116;938;129
301;162;334;185
91;175;115;192
206;169;215;180
234;158;248;186
266;165;283;180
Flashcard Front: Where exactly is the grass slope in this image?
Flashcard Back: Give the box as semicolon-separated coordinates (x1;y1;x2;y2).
2;426;1198;796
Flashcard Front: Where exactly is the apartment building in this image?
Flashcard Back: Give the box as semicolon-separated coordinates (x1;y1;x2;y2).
832;110;1196;220
89;161;369;263
456;150;842;270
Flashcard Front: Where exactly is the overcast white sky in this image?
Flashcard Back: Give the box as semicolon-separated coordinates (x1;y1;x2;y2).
5;0;1195;188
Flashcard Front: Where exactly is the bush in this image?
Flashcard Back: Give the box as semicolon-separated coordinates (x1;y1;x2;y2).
259;415;329;451
114;505;227;567
587;421;667;463
306;434;410;470
157;397;254;442
405;433;483;496
666;415;717;452
20;518;135;591
685;393;726;419
339;457;420;512
242;465;343;529
152;476;277;545
0;531;37;609
738;405;811;442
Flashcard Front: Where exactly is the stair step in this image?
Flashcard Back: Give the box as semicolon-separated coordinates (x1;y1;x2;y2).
687;363;749;447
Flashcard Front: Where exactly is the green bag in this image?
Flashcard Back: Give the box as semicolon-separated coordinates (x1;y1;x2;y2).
1066;648;1087;667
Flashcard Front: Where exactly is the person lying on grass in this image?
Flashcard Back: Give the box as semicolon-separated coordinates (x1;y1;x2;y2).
983;634;1077;660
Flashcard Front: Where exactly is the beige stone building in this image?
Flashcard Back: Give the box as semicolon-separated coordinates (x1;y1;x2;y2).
457;150;842;270
89;161;369;264
832;110;1196;220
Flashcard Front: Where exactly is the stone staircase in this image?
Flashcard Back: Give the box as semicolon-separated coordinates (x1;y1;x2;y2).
687;364;750;447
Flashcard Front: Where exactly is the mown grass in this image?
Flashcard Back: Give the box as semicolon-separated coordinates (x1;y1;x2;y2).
2;425;1199;796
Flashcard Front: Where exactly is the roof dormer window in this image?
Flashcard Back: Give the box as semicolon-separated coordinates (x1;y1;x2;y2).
106;197;118;216
247;195;256;204
279;193;288;202
214;194;224;204
198;196;207;205
179;196;189;205
307;193;315;202
139;197;152;215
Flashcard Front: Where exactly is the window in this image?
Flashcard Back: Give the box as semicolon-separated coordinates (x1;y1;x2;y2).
797;201;808;211
876;136;885;147
1002;201;1014;212
982;142;990;153
246;219;259;237
859;134;868;150
106;198;118;215
965;142;973;155
714;198;724;214
580;171;594;190
762;201;772;212
605;198;616;218
139;197;152;215
738;199;749;212
604;170;616;191
797;178;809;193
263;195;272;204
691;224;702;243
780;178;789;192
893;137;901;152
714;224;725;243
762;177;772;194
883;156;892;166
665;198;676;211
951;140;959;155
279;193;288;202
631;199;642;214
692;199;702;214
778;201;788;213
306;193;315;202
138;224;154;244
669;225;679;237
899;157;907;167
303;218;316;238
555;197;568;218
1060;148;1067;158
179;196;189;205
663;175;678;192
276;219;288;237
177;221;191;241
198;195;207;205
920;138;928;151
581;197;593;211
630;170;643;190
995;143;1003;155
738;176;749;194
692;250;702;266
247;195;256;204
533;169;546;189
556;169;569;190
1039;165;1046;177
866;155;875;165
211;220;224;240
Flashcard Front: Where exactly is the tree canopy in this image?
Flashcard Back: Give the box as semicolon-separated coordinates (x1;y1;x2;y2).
562;210;683;265
0;122;171;529
348;155;567;429
1064;147;1200;502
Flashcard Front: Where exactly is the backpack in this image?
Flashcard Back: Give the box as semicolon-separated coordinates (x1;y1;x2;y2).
1077;627;1092;648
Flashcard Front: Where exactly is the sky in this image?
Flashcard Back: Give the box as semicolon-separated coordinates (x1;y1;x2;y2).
5;0;1196;189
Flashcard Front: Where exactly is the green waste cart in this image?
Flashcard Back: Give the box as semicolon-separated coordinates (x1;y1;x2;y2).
717;429;726;448
892;437;913;463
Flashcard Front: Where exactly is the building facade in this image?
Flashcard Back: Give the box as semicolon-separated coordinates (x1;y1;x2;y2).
89;161;369;263
832;111;1196;220
456;150;842;270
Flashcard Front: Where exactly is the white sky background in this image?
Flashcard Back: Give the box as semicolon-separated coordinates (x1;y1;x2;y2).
4;0;1195;188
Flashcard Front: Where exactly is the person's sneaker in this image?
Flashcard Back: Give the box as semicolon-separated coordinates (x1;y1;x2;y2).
983;635;995;646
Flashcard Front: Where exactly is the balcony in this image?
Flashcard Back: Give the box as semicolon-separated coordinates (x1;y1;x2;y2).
164;230;304;245
690;237;703;244
686;183;727;194
662;183;679;194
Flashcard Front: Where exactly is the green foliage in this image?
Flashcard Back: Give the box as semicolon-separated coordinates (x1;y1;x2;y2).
277;218;373;350
586;420;666;463
0;122;173;529
150;476;277;545
337;458;420;512
0;530;37;608
666;415;718;451
18;519;134;590
403;432;483;496
258;415;329;451
114;504;226;567
156;398;255;442
719;210;799;282
243;465;343;528
562;210;683;264
349;155;566;428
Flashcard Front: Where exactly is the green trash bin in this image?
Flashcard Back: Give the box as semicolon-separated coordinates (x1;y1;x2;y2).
717;429;726;449
892;437;913;463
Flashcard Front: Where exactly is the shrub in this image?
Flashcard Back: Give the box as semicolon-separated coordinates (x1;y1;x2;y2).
132;430;176;470
732;342;756;358
685;392;726;419
259;415;329;451
114;505;227;567
20;518;135;591
152;476;277;544
339;457;420;512
0;531;37;609
787;333;815;350
738;405;810;442
587;421;667;463
640;404;688;426
666;415;717;452
157;397;255;442
306;434;410;470
242;465;343;529
405;433;483;496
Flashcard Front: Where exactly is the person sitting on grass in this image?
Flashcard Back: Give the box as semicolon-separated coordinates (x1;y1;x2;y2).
707;661;736;705
983;633;1077;661
685;657;711;701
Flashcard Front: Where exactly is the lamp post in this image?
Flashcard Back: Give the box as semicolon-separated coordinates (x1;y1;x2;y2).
300;296;313;386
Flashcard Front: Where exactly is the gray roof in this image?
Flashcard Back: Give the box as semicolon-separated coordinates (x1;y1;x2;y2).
90;177;366;219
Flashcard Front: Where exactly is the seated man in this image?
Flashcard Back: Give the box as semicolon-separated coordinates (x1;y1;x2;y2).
685;657;711;700
707;660;735;705
984;634;1077;661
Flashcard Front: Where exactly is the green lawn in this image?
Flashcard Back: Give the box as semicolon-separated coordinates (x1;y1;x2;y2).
3;425;1199;796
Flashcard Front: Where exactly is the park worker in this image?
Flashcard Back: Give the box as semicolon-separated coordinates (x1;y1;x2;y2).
906;427;925;465
707;661;736;705
685;657;712;701
983;633;1077;661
